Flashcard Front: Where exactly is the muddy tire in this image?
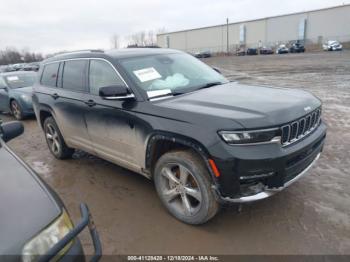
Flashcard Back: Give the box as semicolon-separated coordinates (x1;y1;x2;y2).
154;150;219;225
43;117;74;159
11;100;24;120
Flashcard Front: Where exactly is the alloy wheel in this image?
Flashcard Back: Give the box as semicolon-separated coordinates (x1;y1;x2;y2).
46;123;61;155
160;163;202;217
11;101;21;119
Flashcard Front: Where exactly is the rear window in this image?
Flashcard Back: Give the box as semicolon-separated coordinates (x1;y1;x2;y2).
41;63;59;87
62;60;87;92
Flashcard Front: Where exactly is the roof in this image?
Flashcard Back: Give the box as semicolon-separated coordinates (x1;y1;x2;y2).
43;48;182;64
157;3;350;36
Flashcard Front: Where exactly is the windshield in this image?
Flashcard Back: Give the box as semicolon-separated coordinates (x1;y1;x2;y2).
119;53;228;97
4;73;36;89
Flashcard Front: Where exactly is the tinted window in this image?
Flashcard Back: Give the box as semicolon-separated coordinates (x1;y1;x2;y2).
41;63;59;87
89;60;125;95
62;60;87;92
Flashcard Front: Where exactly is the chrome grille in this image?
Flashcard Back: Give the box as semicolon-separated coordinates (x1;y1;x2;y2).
281;108;321;146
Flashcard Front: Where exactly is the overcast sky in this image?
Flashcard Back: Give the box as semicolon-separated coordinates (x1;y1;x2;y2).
0;0;348;54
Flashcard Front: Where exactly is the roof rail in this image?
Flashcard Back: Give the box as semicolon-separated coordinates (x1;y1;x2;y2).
52;49;104;58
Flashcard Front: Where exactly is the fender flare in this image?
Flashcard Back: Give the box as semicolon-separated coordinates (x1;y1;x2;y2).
37;105;57;129
145;131;220;188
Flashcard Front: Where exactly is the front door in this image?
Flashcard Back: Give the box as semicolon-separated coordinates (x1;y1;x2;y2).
83;59;144;173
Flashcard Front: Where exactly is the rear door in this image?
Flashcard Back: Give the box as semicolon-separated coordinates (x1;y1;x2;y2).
39;60;93;153
54;60;93;152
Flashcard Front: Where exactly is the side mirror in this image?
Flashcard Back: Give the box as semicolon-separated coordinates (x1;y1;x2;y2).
0;121;24;143
212;67;222;74
99;85;135;100
0;86;7;91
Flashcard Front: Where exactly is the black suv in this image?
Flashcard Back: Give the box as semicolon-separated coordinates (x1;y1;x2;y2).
33;49;326;224
290;41;305;53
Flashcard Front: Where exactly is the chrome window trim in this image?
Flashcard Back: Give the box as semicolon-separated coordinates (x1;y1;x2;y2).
42;57;130;89
103;94;135;100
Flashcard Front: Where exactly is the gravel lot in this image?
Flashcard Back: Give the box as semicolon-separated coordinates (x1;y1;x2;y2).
2;51;350;256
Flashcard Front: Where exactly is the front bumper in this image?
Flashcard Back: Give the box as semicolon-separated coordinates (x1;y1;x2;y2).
209;122;326;203
39;203;102;262
219;152;320;203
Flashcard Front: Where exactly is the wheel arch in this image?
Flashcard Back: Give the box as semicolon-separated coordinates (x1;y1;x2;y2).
145;132;218;183
38;106;56;130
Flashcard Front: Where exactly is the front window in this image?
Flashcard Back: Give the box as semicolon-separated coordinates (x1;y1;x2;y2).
119;53;228;97
4;73;37;89
89;60;125;96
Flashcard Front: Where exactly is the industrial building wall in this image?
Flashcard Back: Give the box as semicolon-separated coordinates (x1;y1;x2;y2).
245;19;267;47
186;25;226;53
307;5;350;43
266;13;307;45
157;4;350;52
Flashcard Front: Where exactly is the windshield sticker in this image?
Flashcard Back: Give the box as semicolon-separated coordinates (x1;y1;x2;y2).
147;89;172;98
6;76;19;81
133;67;161;82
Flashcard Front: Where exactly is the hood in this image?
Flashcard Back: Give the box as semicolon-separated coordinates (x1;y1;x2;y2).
0;143;61;255
11;86;33;95
155;82;321;129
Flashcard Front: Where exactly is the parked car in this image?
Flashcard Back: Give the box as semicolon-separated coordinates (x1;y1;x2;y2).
235;47;246;56
323;40;343;51
12;63;26;71
246;48;258;55
23;62;41;72
33;48;326;224
0;71;37;120
0;119;101;261
259;47;274;55
289;41;305;53
276;44;289;54
194;50;211;58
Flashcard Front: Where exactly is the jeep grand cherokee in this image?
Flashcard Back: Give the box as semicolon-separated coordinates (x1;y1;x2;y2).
32;48;326;224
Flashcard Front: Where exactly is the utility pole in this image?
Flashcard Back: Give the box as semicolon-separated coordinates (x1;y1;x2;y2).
226;18;229;55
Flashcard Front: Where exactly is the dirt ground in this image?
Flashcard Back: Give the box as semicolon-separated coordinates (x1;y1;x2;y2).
2;51;350;256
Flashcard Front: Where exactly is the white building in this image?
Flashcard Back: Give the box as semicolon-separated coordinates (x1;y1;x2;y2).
157;4;350;53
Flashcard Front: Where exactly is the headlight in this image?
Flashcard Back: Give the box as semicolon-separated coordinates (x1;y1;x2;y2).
20;94;32;103
218;129;280;145
22;210;74;262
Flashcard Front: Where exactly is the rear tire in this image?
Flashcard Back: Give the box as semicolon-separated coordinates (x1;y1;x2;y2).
43;117;74;159
154;150;219;225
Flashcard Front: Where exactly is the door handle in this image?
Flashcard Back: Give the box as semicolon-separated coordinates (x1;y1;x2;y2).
85;100;96;107
51;93;59;100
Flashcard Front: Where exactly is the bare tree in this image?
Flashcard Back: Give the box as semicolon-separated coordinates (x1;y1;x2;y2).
127;29;162;47
111;34;120;49
0;47;43;65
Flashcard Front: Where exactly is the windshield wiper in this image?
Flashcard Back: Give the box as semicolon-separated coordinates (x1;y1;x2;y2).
196;82;223;90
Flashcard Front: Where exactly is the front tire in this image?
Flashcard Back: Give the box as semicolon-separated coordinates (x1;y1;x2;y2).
44;117;74;159
11;100;24;120
154;150;219;225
